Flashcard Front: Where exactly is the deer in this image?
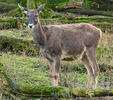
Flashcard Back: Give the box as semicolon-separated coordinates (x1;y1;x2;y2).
18;4;102;89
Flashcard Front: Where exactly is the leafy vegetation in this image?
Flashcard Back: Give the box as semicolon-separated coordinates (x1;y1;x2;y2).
0;36;39;56
1;16;113;30
0;2;16;13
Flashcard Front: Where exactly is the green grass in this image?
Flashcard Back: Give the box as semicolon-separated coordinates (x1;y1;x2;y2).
0;29;32;41
0;52;112;89
0;53;50;87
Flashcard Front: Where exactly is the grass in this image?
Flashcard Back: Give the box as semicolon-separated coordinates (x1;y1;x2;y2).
0;26;113;99
0;53;50;87
0;52;112;88
0;29;32;41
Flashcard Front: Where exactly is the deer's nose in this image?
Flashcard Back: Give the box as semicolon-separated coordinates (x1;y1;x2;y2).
28;24;34;29
29;25;32;28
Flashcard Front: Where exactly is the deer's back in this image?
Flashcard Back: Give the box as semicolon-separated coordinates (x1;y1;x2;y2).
45;23;101;47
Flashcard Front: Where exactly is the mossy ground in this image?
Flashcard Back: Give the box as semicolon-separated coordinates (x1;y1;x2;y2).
0;28;113;99
0;29;40;56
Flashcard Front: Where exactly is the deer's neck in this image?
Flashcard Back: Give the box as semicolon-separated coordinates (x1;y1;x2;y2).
33;18;46;46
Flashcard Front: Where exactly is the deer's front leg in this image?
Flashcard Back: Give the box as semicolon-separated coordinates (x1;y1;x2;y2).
48;57;60;87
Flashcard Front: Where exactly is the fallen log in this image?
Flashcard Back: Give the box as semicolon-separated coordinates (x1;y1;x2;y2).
73;89;113;97
90;22;113;26
0;36;39;56
58;8;113;17
0;2;17;14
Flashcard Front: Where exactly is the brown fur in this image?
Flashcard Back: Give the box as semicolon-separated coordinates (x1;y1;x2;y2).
32;20;102;88
33;23;102;60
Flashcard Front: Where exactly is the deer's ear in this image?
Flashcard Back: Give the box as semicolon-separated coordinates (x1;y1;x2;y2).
36;4;45;13
18;4;28;14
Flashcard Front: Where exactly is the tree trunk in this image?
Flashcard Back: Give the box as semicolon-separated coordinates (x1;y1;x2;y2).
27;0;37;9
20;0;37;9
59;8;113;17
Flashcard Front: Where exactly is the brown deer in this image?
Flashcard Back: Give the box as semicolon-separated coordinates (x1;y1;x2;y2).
18;4;102;89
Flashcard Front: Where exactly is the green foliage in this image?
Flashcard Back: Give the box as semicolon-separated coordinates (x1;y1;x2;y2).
76;0;84;1
58;16;113;24
73;89;113;97
39;7;55;18
27;0;37;9
97;25;113;29
76;0;113;11
90;0;113;11
0;62;4;74
20;0;27;8
7;8;22;17
0;17;17;29
52;2;68;10
0;2;17;13
84;0;91;9
0;37;39;56
37;0;69;5
0;0;15;2
97;46;113;59
47;0;69;4
38;0;69;11
18;86;69;97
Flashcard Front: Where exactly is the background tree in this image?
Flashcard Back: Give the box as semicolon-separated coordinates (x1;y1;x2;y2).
27;0;37;9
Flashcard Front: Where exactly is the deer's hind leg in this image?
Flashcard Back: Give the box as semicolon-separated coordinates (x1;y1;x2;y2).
48;56;60;87
86;46;100;89
82;52;94;89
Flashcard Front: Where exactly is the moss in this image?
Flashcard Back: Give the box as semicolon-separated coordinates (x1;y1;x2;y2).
6;8;22;17
0;36;39;56
0;2;17;13
73;89;88;97
0;62;17;92
59;17;113;24
109;90;113;96
39;7;55;18
94;89;107;96
61;9;113;17
97;25;113;29
73;89;113;97
0;17;17;29
17;85;70;97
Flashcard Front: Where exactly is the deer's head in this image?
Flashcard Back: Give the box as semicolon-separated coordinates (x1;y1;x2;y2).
18;4;45;29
